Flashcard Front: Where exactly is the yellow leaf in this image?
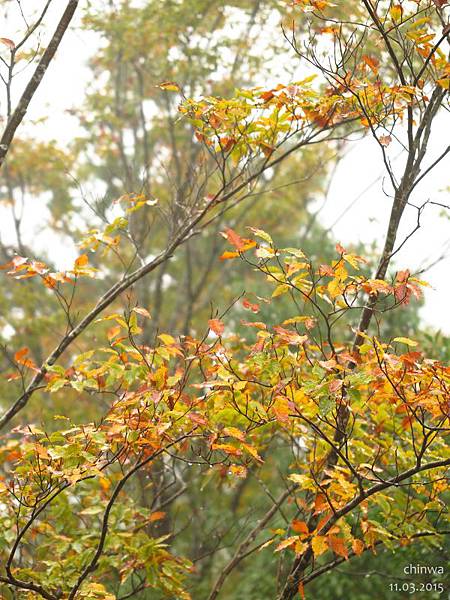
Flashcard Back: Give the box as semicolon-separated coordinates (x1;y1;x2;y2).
437;78;450;90
272;283;290;297
223;426;245;441
288;473;309;486
392;337;418;347
158;333;176;345
157;81;180;92
390;5;403;22
311;535;328;557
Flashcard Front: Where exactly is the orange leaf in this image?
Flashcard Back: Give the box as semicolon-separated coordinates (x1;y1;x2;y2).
220;251;240;260
352;538;365;556
314;494;328;514
328;535;348;559
298;581;305;599
75;254;89;268
275;536;298;552
149;511;166;522
14;347;30;363
292;520;309;536
362;54;379;75
208;318;224;336
222;228;246;250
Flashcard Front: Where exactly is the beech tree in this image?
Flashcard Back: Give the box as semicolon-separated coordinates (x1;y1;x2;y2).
0;1;449;599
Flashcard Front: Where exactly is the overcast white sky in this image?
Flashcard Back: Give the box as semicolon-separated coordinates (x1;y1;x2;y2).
1;2;449;333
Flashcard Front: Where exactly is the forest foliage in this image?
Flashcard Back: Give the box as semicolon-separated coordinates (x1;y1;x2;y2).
0;1;449;599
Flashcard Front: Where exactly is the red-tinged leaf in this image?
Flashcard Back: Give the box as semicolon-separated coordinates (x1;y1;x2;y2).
14;346;37;370
314;494;328;515
75;254;89;268
208;318;224;336
315;513;332;533
274;536;298;552
0;37;15;50
319;264;334;277
329;379;343;393
220;251;240;260
241;320;267;330
230;464;247;478
187;412;208;426
42;275;57;289
433;0;448;7
362;54;379;75
399;351;422;367
273;326;308;346
260;90;275;102
328;535;348;559
379;134;392;147
6;372;21;381
335;242;346;255
220;136;236;152
242;298;260;313
14;347;29;363
292;520;309;536
222;228;246;250
396;269;410;283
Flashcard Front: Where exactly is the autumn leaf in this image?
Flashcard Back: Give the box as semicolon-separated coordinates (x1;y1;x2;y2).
149;511;166;522
74;254;89;268
220;250;240;260
362;54;379;75
223;426;245;441
352;538;365;556
221;228;245;250
275;536;298;552
328;535;348;559
311;535;328;557
273;326;308;346
379;135;392;147
390;5;403;21
158;333;176;345
0;37;15;50
242;298;260;313
157;81;180;92
292;520;309;536
392;337;418;347
208;318;224;336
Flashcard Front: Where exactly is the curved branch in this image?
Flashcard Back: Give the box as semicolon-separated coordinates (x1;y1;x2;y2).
0;1;80;169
